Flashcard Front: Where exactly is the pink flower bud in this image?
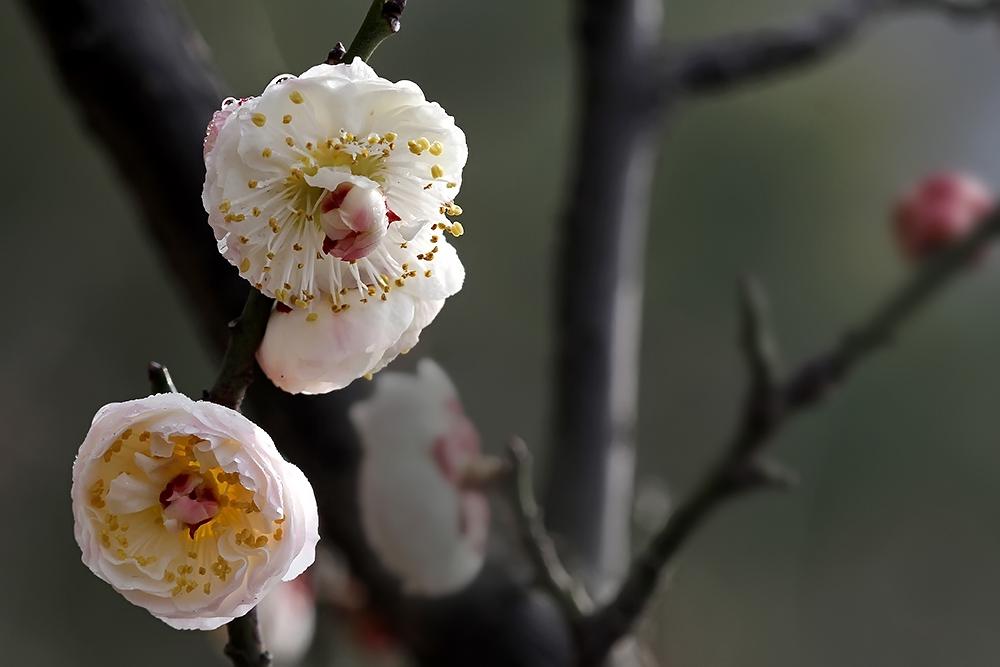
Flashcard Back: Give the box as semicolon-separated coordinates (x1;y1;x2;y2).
893;172;994;260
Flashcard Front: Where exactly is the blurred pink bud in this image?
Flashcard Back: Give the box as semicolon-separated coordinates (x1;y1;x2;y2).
893;172;994;260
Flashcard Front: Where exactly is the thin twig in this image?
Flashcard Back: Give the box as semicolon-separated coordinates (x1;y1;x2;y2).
667;0;1000;97
506;438;593;621
147;362;178;394
580;206;1000;662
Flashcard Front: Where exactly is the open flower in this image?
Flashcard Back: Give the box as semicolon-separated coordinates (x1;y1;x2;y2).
203;58;466;393
72;393;319;630
352;360;489;596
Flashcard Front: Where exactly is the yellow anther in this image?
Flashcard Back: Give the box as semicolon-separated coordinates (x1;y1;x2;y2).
447;181;457;188
262;147;272;158
450;221;465;237
384;131;397;142
252;207;261;217
424;269;433;278
122;428;133;439
417;137;430;150
285;136;294;147
289;90;304;104
408;140;423;155
429;141;444;156
306;313;318;322
240;258;251;272
251;113;267;127
364;372;374;381
367;134;380;145
247;179;258;189
431;164;444;179
447;203;463;216
219;200;231;214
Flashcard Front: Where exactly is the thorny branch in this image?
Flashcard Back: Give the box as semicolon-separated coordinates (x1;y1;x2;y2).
578;205;1000;661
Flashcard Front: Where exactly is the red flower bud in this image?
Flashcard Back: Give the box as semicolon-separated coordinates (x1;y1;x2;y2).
892;172;994;261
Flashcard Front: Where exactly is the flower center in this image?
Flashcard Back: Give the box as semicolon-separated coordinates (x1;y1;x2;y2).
319;182;397;261
159;473;220;538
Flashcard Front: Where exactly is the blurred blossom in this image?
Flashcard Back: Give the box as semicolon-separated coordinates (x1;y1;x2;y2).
72;394;319;630
352;360;489;595
257;574;316;664
892;171;994;260
202;58;467;393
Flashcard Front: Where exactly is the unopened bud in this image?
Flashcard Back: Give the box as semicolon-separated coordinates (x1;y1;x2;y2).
892;172;994;260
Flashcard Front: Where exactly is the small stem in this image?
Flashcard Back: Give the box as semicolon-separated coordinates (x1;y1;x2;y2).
224;609;272;667
507;438;593;620
206;289;273;411
345;0;406;62
147;362;178;394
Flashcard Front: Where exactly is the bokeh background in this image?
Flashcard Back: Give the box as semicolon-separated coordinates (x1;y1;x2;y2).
4;0;1000;665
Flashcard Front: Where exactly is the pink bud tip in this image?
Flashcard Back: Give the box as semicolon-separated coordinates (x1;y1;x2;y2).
892;172;994;261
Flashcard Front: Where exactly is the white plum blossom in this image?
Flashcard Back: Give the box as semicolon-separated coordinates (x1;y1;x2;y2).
71;393;319;630
353;360;489;596
203;58;467;393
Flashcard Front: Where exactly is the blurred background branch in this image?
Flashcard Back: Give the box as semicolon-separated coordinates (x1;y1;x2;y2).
668;0;1000;97
579;203;1000;663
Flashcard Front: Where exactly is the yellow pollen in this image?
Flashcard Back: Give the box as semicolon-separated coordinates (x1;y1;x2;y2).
429;141;444;156
219;200;231;214
251;113;267;127
384;131;397;142
289;90;304;104
431;164;444;179
424;269;433;278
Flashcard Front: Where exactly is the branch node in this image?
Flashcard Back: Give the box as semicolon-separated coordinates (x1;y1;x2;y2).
382;0;407;33
147;362;178;394
326;42;346;64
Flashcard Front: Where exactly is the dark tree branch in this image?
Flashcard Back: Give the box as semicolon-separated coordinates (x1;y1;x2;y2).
224;609;271;667
668;0;1000;96
578;207;1000;661
544;0;664;589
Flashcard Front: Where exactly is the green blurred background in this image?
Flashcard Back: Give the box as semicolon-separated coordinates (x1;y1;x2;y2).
4;0;1000;665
